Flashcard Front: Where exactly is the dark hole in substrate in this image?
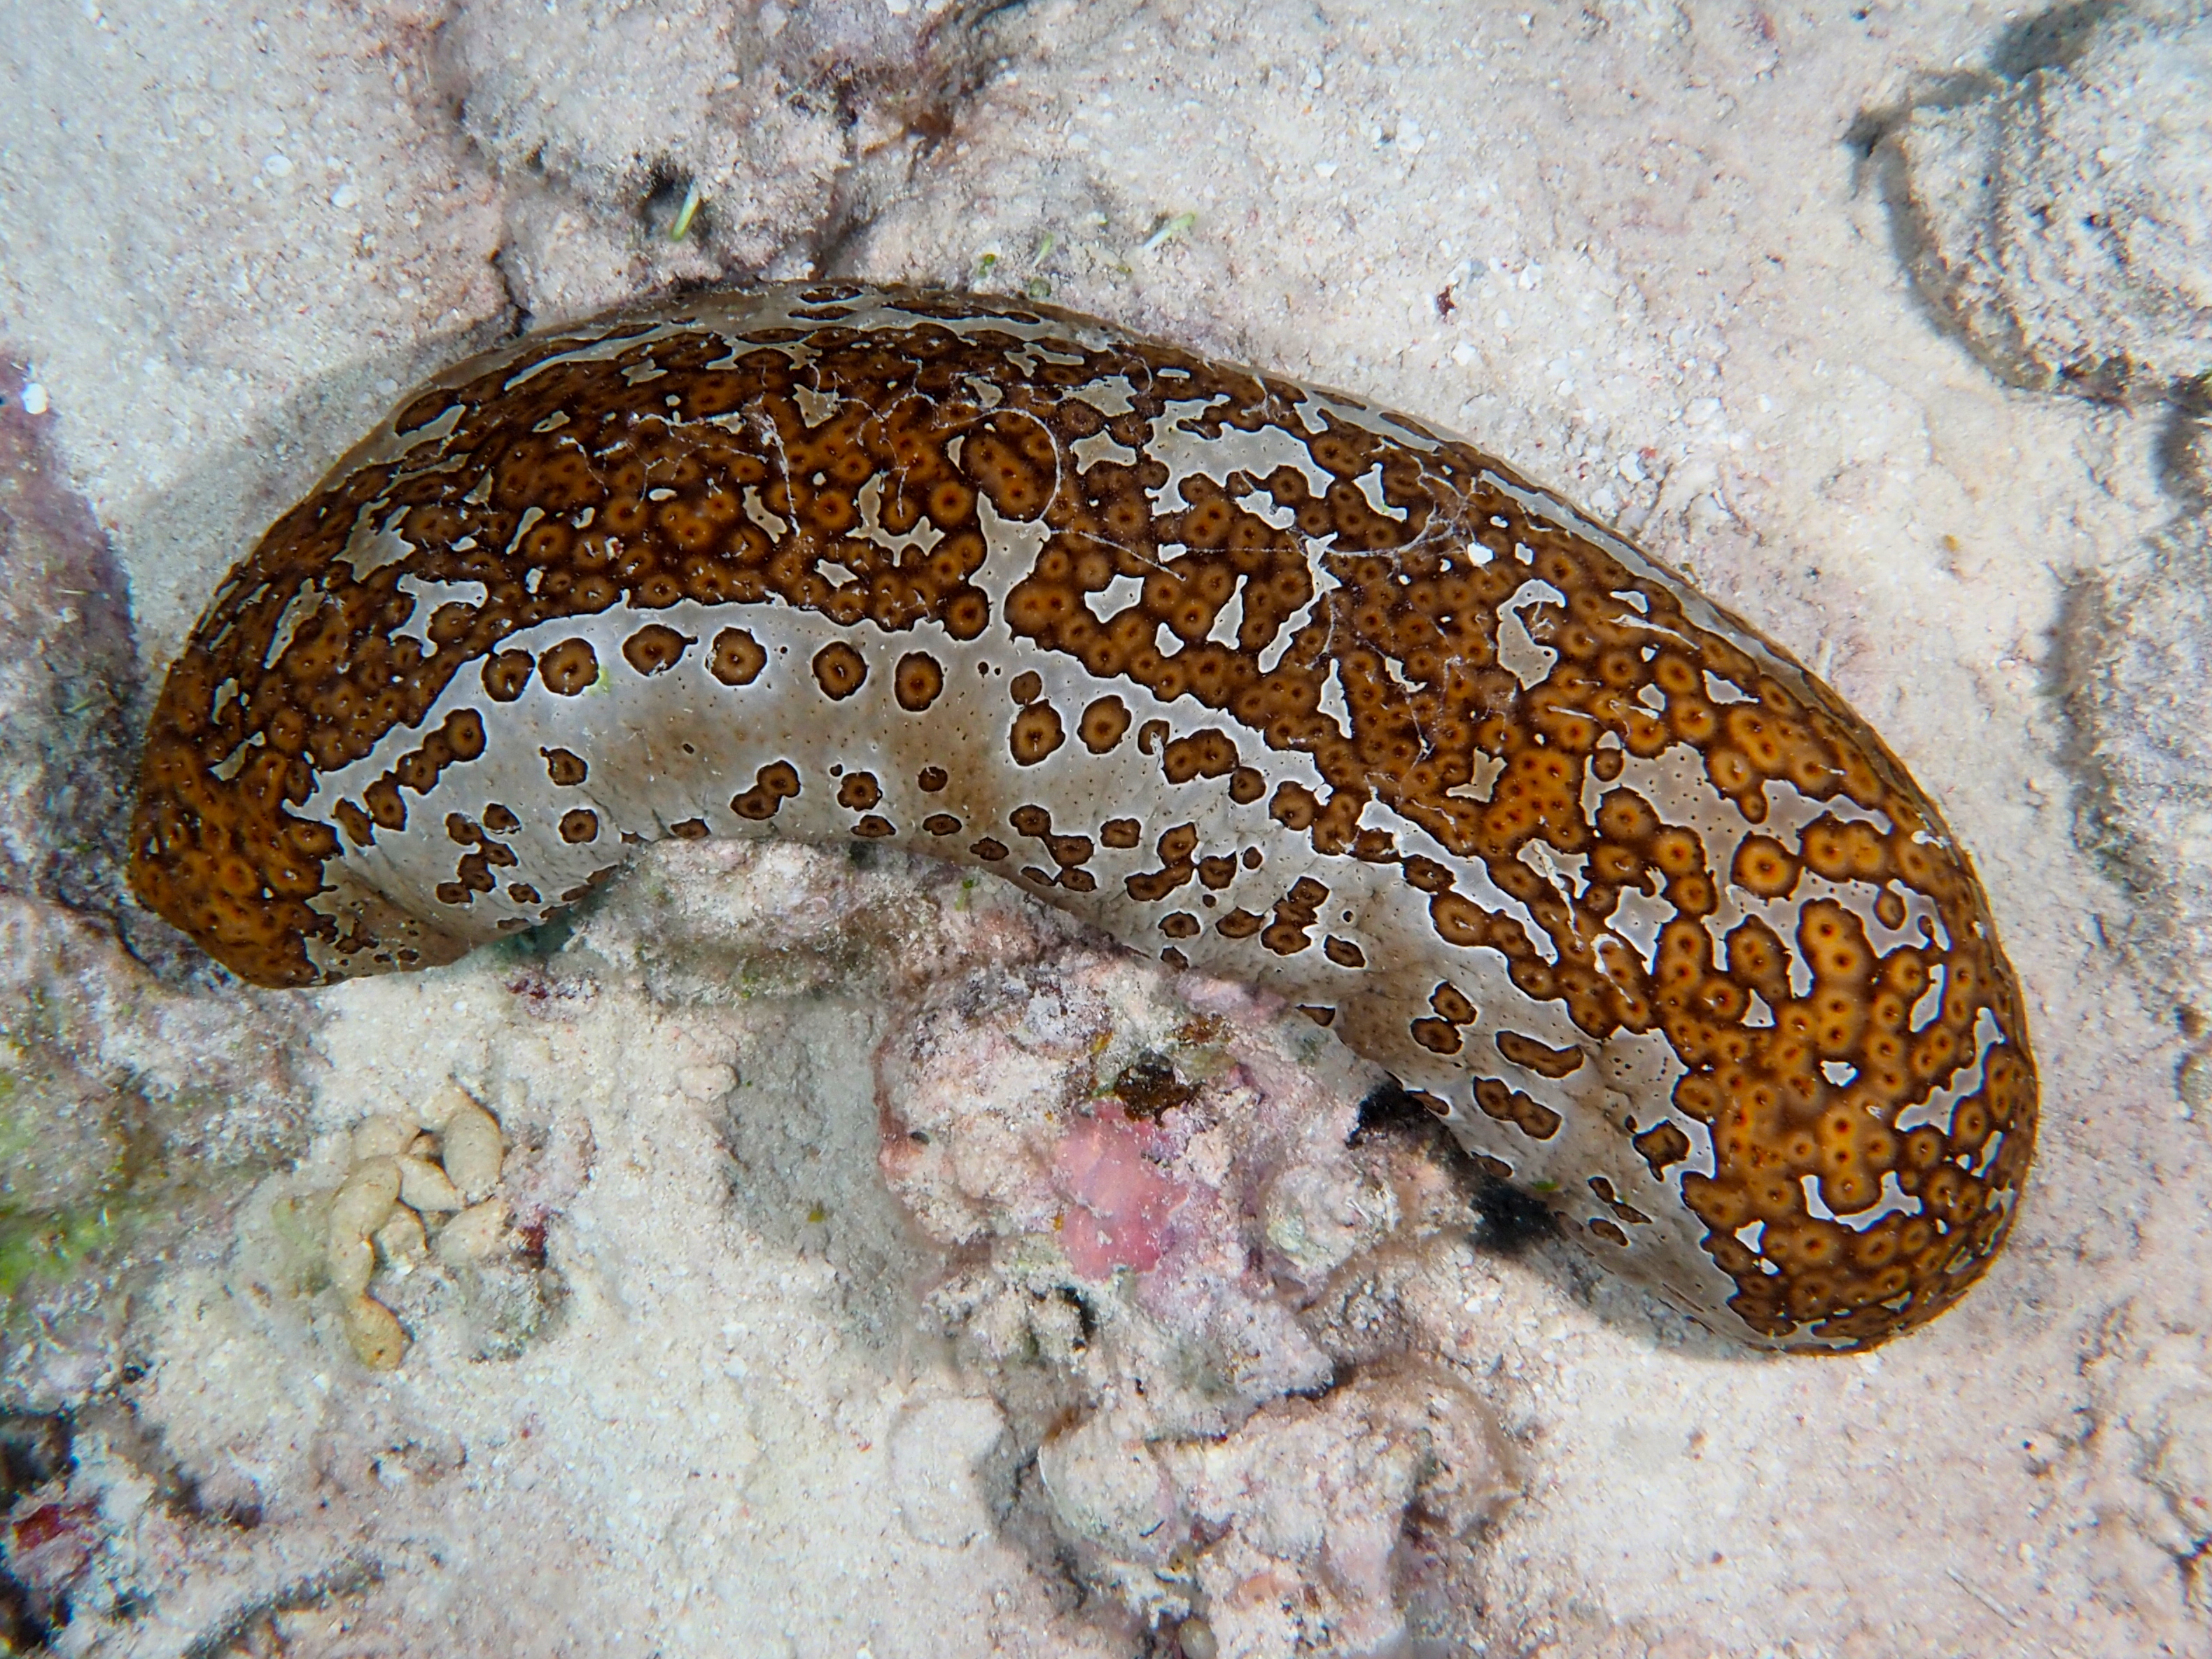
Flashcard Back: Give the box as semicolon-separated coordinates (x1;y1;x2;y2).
1052;1284;1096;1346
1112;1050;1194;1121
0;1413;73;1503
637;160;708;243
0;1562;59;1653
1470;1174;1560;1256
1352;1079;1439;1140
0;1415;75;1653
1352;1077;1485;1180
1354;1082;1556;1254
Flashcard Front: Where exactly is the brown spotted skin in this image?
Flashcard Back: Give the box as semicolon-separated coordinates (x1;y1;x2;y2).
130;284;2036;1351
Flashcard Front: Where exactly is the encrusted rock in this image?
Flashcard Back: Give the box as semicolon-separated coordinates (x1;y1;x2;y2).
1878;4;2212;402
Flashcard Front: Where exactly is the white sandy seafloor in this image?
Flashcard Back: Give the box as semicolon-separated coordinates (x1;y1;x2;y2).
2;1;2211;1654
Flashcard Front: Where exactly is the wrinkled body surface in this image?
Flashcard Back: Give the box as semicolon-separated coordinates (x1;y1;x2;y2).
131;284;2036;1350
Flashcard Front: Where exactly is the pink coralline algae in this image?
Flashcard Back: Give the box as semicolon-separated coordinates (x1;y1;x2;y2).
877;946;1509;1645
1054;1104;1199;1280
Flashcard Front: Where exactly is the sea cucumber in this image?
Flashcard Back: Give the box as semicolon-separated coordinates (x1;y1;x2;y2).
129;283;2036;1350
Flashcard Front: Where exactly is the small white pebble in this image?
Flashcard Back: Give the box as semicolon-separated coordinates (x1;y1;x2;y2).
2180;1051;2212;1113
328;1233;374;1298
262;151;293;178
18;383;48;416
373;1206;427;1270
330;182;358;209
440;1099;505;1203
351;1113;419;1161
328;1156;402;1251
435;1198;511;1265
398;1156;463;1213
421;1079;480;1130
342;1295;407;1370
1177;1616;1218;1659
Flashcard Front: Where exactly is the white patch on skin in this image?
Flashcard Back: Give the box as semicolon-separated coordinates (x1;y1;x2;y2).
262;583;324;672
1146;397;1336;511
1894;1004;2003;1133
1236;486;1298;530
1086;572;1147;622
1071;430;1138;470
1760;777;1892;839
1207;577;1247;647
1353;463;1406;522
1910;965;1946;1033
1607;886;1671;968
854;474;946;558
1315;660;1351;736
1495;578;1565;688
211;730;265;783
1257;561;1341;673
1520;841;1589;902
1064;374;1138;416
397;573;490;613
955;374;1004;411
1447;750;1506;805
742;486;790;538
1838;1169;1921;1230
332;505;419;582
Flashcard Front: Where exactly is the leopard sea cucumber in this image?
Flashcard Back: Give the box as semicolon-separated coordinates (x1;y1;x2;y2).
130;284;2036;1351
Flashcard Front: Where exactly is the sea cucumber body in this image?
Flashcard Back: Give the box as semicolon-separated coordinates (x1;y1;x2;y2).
130;284;2036;1350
